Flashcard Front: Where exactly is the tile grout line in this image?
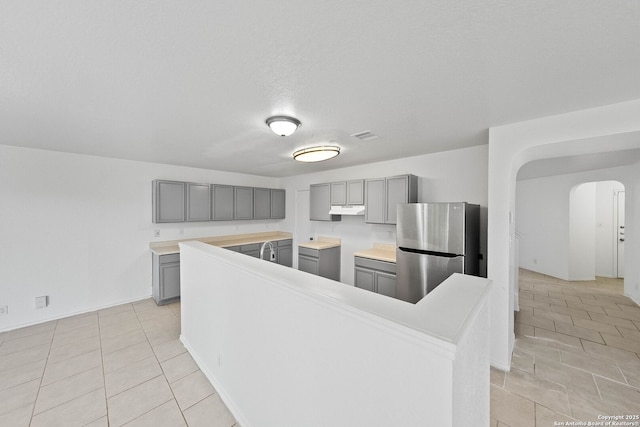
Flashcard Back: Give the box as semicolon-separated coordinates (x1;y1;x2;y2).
133;301;190;426
27;320;57;426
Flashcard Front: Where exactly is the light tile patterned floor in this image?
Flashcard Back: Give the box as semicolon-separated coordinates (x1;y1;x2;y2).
491;270;640;427
0;299;239;427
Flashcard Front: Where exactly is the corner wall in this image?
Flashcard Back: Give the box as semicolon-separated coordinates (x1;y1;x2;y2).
489;98;640;369
0;145;284;332
280;145;489;285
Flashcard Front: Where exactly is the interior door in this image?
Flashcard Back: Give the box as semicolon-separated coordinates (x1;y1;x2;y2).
617;191;625;278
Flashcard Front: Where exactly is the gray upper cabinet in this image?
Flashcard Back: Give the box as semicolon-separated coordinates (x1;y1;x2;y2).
212;185;234;220
186;183;211;222
153;180;285;223
270;189;286;219
330;182;347;205
330;180;364;206
253;188;271;219
310;183;341;221
234;186;254;220
364;178;386;224
347;180;365;205
153;180;186;223
365;174;417;224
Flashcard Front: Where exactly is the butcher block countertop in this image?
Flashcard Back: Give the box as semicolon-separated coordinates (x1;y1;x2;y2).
354;243;396;263
298;236;341;250
150;231;293;255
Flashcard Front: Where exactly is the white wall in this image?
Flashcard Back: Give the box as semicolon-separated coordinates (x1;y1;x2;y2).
569;182;596;281
489;98;640;369
0;144;284;332
281;145;489;285
517;177;624;281
180;242;491;427
516;177;571;279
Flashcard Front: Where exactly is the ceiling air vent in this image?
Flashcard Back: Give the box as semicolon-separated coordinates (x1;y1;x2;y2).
351;130;379;141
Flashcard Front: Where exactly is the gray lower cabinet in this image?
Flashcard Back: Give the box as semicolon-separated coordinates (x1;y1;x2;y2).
212;185;235;220
153;180;186;223
365;174;418;225
277;239;292;267
298;246;341;281
152;253;181;305
354;256;397;298
187;183;211;222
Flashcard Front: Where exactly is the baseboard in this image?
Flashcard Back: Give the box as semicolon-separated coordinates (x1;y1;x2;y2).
180;335;251;427
0;294;153;333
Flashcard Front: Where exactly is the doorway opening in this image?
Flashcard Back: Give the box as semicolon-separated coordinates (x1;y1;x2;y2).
515;177;625;283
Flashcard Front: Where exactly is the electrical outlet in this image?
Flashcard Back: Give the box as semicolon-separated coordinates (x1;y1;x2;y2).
533;258;538;265
217;354;222;367
154;229;160;237
0;306;8;316
35;296;48;309
179;228;184;235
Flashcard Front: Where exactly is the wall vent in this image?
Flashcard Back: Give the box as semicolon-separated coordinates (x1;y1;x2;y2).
351;130;379;141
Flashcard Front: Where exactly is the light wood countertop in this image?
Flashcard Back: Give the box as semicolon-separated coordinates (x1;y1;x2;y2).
150;231;293;255
298;236;341;250
354;243;396;263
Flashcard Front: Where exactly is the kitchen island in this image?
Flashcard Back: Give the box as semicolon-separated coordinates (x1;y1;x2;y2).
149;231;292;304
180;240;492;427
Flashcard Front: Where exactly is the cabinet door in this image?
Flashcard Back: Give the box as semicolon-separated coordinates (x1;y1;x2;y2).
253;188;271;219
159;263;181;301
347;180;365;205
310;183;331;221
298;255;319;275
277;245;292;267
234;186;254;220
385;175;409;224
154;181;185;223
270;189;286;219
212;185;234;220
330;182;347;205
376;271;397;298
355;268;375;292
365;178;385;224
187;183;211;222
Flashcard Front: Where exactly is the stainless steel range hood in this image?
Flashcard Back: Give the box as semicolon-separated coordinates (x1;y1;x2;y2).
328;205;365;215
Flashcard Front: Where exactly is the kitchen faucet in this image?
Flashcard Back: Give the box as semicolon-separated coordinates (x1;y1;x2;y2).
260;241;276;262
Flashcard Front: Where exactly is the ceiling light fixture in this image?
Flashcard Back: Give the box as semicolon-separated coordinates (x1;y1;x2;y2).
293;146;340;162
266;115;301;137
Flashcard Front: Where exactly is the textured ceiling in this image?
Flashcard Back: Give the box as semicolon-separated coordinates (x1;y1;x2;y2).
1;1;640;177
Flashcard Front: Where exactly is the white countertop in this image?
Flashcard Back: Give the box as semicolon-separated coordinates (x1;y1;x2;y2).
181;241;492;348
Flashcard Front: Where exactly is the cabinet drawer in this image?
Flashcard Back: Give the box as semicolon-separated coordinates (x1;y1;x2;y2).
298;246;319;258
159;254;180;264
277;239;292;248
354;256;396;274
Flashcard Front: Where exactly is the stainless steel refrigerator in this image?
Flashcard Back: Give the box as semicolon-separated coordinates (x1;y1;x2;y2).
396;202;480;303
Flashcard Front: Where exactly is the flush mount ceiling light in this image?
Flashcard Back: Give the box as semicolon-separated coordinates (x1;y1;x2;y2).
293;145;340;162
266;115;301;137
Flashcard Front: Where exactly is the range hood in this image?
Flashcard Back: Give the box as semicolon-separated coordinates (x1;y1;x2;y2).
328;205;365;215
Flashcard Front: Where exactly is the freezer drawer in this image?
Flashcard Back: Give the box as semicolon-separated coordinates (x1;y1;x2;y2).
396;249;464;303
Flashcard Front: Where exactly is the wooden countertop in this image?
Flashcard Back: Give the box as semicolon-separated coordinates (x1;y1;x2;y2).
298;236;341;250
150;231;293;255
354;243;396;263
